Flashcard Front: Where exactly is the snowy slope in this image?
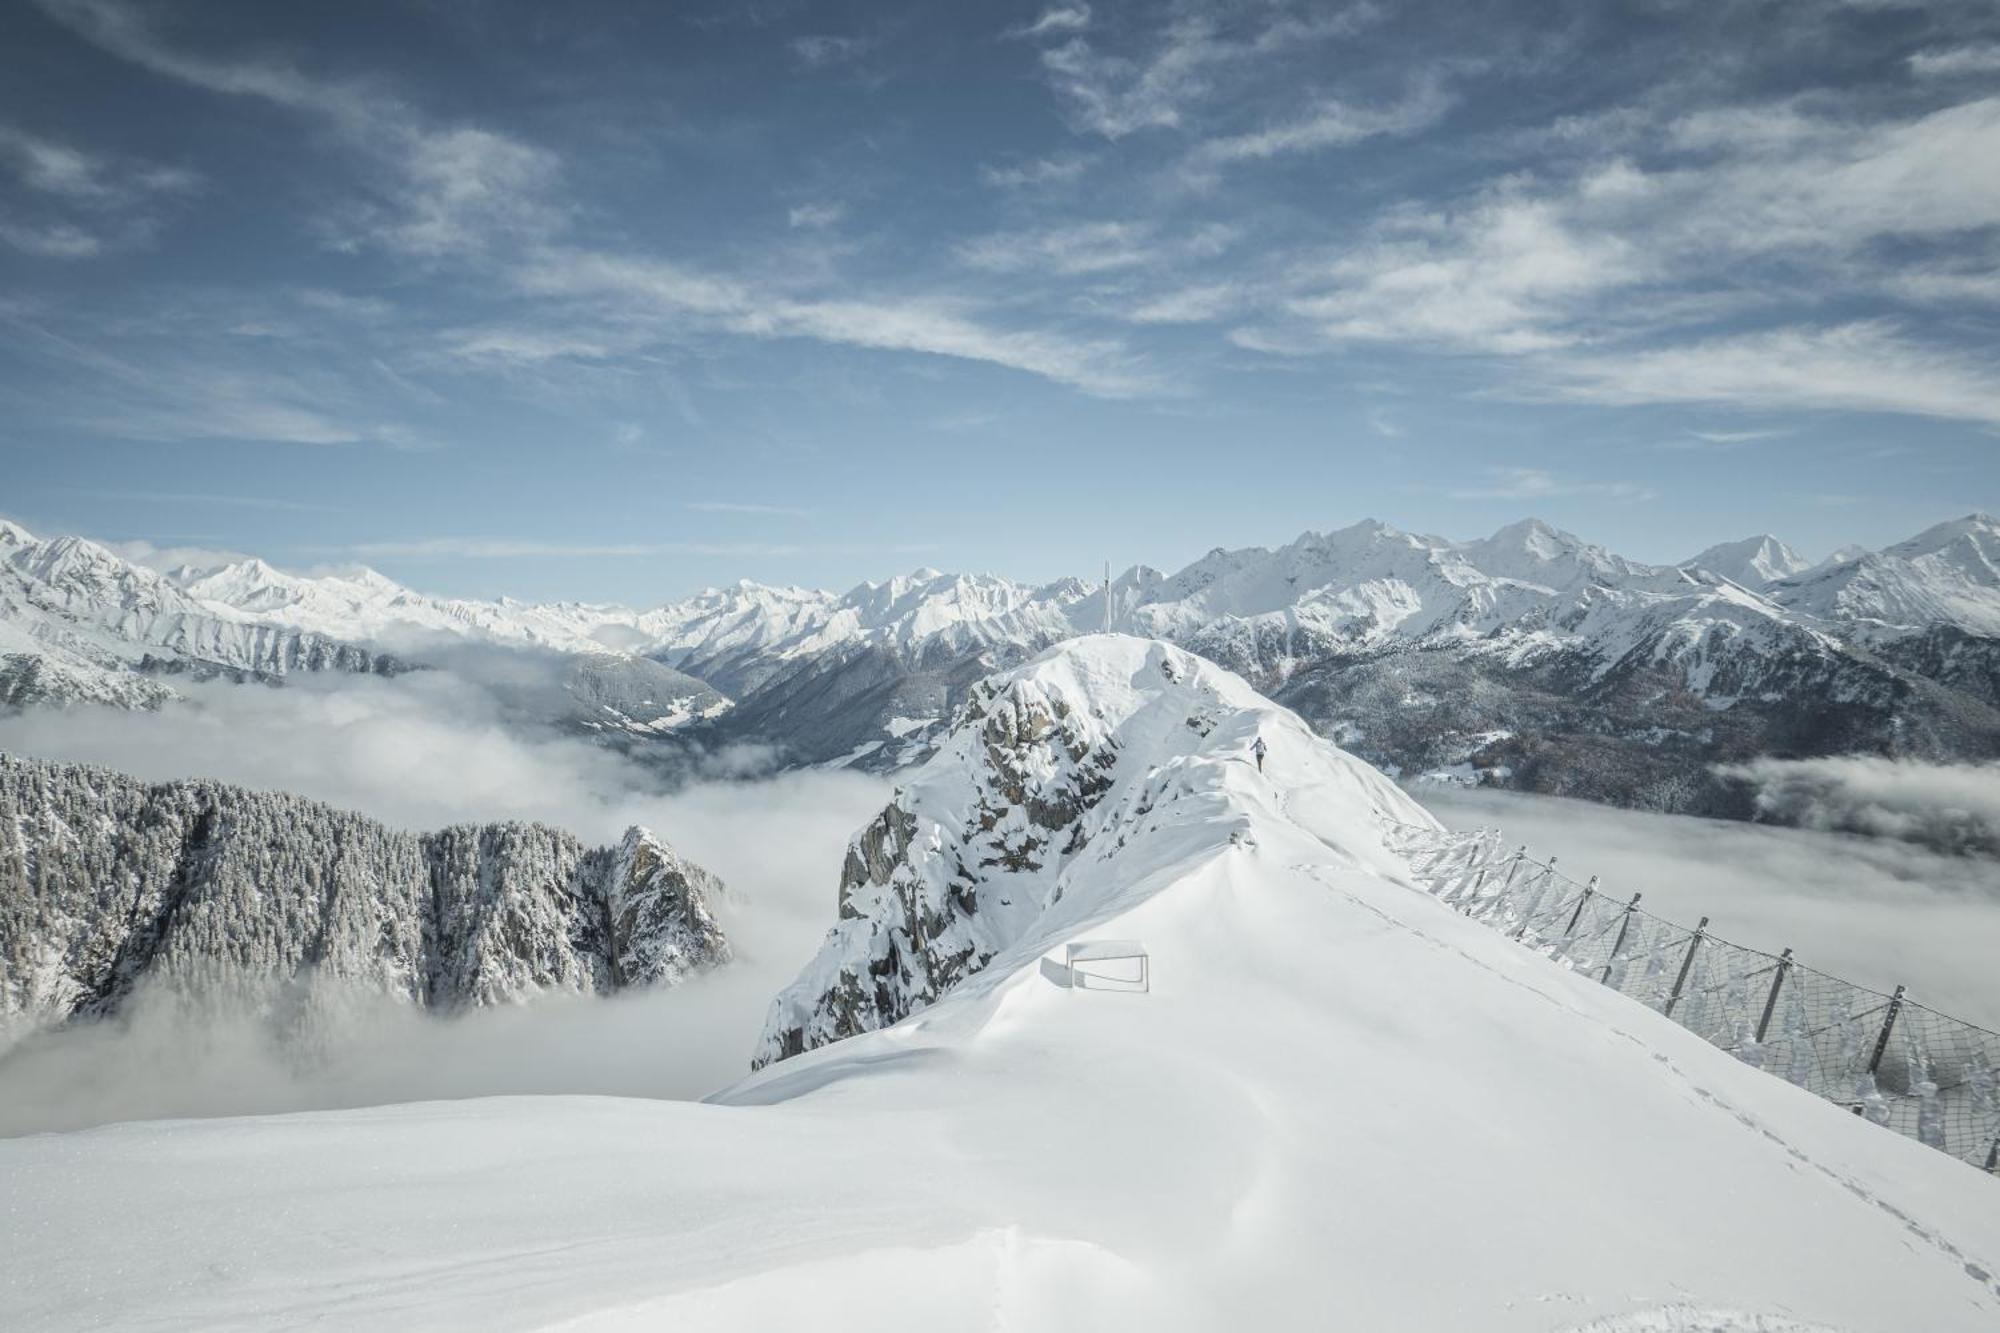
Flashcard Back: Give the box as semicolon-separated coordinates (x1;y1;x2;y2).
5;636;1995;1331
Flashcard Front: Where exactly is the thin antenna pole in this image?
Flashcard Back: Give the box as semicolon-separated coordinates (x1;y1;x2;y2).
1103;560;1112;633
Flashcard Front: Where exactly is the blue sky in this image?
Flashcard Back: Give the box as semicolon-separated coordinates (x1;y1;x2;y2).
2;0;1997;603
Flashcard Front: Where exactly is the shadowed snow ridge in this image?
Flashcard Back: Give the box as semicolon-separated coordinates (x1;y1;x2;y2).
753;635;1430;1066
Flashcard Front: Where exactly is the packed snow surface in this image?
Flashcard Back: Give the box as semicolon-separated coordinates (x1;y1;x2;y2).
4;638;1998;1331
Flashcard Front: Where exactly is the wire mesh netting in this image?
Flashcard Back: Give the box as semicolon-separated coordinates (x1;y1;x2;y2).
1387;820;2000;1177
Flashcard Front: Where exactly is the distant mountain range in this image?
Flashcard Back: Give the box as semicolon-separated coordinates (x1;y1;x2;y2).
3;512;1998;817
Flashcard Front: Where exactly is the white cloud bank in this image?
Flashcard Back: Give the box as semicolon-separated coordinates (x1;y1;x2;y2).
1720;754;2000;856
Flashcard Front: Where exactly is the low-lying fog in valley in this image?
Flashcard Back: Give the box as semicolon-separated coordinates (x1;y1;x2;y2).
0;666;890;1135
1426;786;2000;1030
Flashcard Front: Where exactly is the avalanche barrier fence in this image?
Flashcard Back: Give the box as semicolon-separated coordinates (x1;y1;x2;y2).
1383;819;2000;1177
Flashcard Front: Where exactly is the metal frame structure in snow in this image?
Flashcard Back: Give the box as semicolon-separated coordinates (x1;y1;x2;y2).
1063;940;1150;993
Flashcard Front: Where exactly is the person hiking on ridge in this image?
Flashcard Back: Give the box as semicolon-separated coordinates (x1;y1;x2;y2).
1252;736;1268;774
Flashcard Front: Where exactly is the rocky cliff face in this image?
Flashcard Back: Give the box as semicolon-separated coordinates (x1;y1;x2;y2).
755;667;1119;1065
0;754;729;1051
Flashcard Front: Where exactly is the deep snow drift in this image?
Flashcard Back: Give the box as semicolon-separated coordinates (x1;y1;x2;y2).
3;638;1996;1332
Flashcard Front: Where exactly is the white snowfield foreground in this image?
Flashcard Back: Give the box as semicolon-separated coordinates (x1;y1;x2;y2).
5;639;1998;1331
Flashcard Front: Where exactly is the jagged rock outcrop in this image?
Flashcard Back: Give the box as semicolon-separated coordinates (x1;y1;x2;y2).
0;754;729;1051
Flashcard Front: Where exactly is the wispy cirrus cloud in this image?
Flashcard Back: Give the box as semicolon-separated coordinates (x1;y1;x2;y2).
435;327;618;368
956;219;1238;277
978;153;1091;189
1541;322;2000;428
1909;44;2000;78
1365;408;1404;439
0;219;104;259
1032;27;1213;139
36;1;1163;404
1123;282;1248;325
1670;427;1794;448
684;501;814;517
790;34;875;69
787;201;846;229
1228;91;2000;428
35;0;564;258
0;122;198;257
1009;5;1092;40
77;390;415;447
1025;5;1374;139
1448;466;1655;502
515;246;1164;397
0;302;430;447
1180;80;1453;186
0;123;196;204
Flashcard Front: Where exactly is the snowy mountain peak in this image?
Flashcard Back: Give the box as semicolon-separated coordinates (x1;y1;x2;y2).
754;634;1428;1064
600;825;731;988
1460;516;1642;588
14;532;131;585
174;556;304;603
1487;515;1568;553
1684;534;1810;587
1888;512;2000;560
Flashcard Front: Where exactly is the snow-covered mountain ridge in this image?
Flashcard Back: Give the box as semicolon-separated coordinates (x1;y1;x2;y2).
0;520;401;711
0;753;730;1053
80;512;2000;675
7;513;2000;817
162;512;2000;690
755;635;1430;1066
1771;513;2000;637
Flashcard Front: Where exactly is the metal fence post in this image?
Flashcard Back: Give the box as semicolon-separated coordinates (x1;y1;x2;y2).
1754;948;1794;1044
1598;893;1643;983
1561;881;1597;937
1663;916;1709;1018
1867;985;1908;1076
